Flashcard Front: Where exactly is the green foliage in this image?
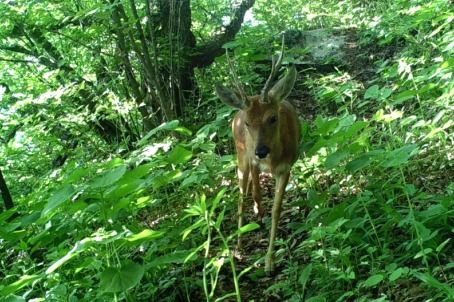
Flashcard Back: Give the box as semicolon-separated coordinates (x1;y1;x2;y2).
1;0;453;301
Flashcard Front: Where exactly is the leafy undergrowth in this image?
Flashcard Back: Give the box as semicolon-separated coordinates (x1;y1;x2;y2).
1;0;453;301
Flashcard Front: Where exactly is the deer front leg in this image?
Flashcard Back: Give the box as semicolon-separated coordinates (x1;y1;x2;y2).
237;165;250;249
265;171;290;275
251;164;264;220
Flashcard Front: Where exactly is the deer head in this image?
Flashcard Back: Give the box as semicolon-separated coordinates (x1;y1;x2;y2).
215;64;297;160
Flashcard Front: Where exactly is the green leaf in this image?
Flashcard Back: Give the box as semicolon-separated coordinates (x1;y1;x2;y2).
364;85;380;99
124;229;164;244
0;275;41;296
105;179;145;200
148;250;195;267
1;295;26;302
222;40;241;49
305;297;326;302
392;89;416;104
325;150;349;169
46;238;92;274
90;165;127;188
126;163;157;179
363;274;384;287
237;223;260;235
389;268;405;282
381;144;418;168
413;272;454;298
166;145;192;165
137;120;191;146
315;116;339;135
99;262;144;293
414;248;432;259
298;263;313;288
436;238;451;253
151;170;182;189
42;184;75;217
210;188;226;215
346;155;372;172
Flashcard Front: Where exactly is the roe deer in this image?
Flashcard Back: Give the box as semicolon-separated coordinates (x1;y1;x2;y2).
215;53;300;274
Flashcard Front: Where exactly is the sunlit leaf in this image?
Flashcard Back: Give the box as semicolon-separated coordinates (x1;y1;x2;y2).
0;275;41;296
124;229;164;244
90;165;127;188
236;223;260;235
363;274;384;287
414;248;432;259
137;120;191;146
46;238;92;274
166;145;192;165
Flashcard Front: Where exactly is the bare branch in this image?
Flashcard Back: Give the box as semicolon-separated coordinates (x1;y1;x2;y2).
225;50;249;107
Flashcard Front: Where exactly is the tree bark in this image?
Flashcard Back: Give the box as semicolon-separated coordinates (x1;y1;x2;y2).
154;0;255;117
0;169;14;210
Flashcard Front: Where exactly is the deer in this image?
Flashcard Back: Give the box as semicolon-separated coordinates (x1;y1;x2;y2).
215;50;300;275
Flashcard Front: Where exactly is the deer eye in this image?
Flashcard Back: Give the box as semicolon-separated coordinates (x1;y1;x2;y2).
245;121;250;127
269;116;277;124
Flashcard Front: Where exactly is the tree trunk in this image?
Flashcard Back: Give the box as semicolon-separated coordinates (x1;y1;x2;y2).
155;0;255;118
0;168;14;210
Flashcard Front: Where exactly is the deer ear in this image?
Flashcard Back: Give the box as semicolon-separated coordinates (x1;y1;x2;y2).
269;66;297;102
215;84;247;109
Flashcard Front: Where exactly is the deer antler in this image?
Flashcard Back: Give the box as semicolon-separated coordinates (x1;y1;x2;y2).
261;35;285;103
225;50;249;107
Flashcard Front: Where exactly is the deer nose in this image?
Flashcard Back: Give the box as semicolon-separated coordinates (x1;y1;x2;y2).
255;145;270;159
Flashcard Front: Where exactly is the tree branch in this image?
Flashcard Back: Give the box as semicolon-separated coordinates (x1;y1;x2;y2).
190;0;255;68
0;57;36;64
0;44;34;56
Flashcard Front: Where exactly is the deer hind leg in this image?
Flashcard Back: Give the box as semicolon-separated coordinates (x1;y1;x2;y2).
237;164;250;249
265;171;290;275
251;165;264;221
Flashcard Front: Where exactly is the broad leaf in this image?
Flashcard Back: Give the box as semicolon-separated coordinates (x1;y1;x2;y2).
42;184;75;217
364;85;379;99
166;145;192;165
99;262;144;293
90;165;127;188
346;155;372;172
389;268;405;282
381;144;418;167
325;150;349;169
363;274;384;287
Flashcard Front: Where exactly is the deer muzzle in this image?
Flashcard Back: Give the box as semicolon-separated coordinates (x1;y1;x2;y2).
255;145;270;159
